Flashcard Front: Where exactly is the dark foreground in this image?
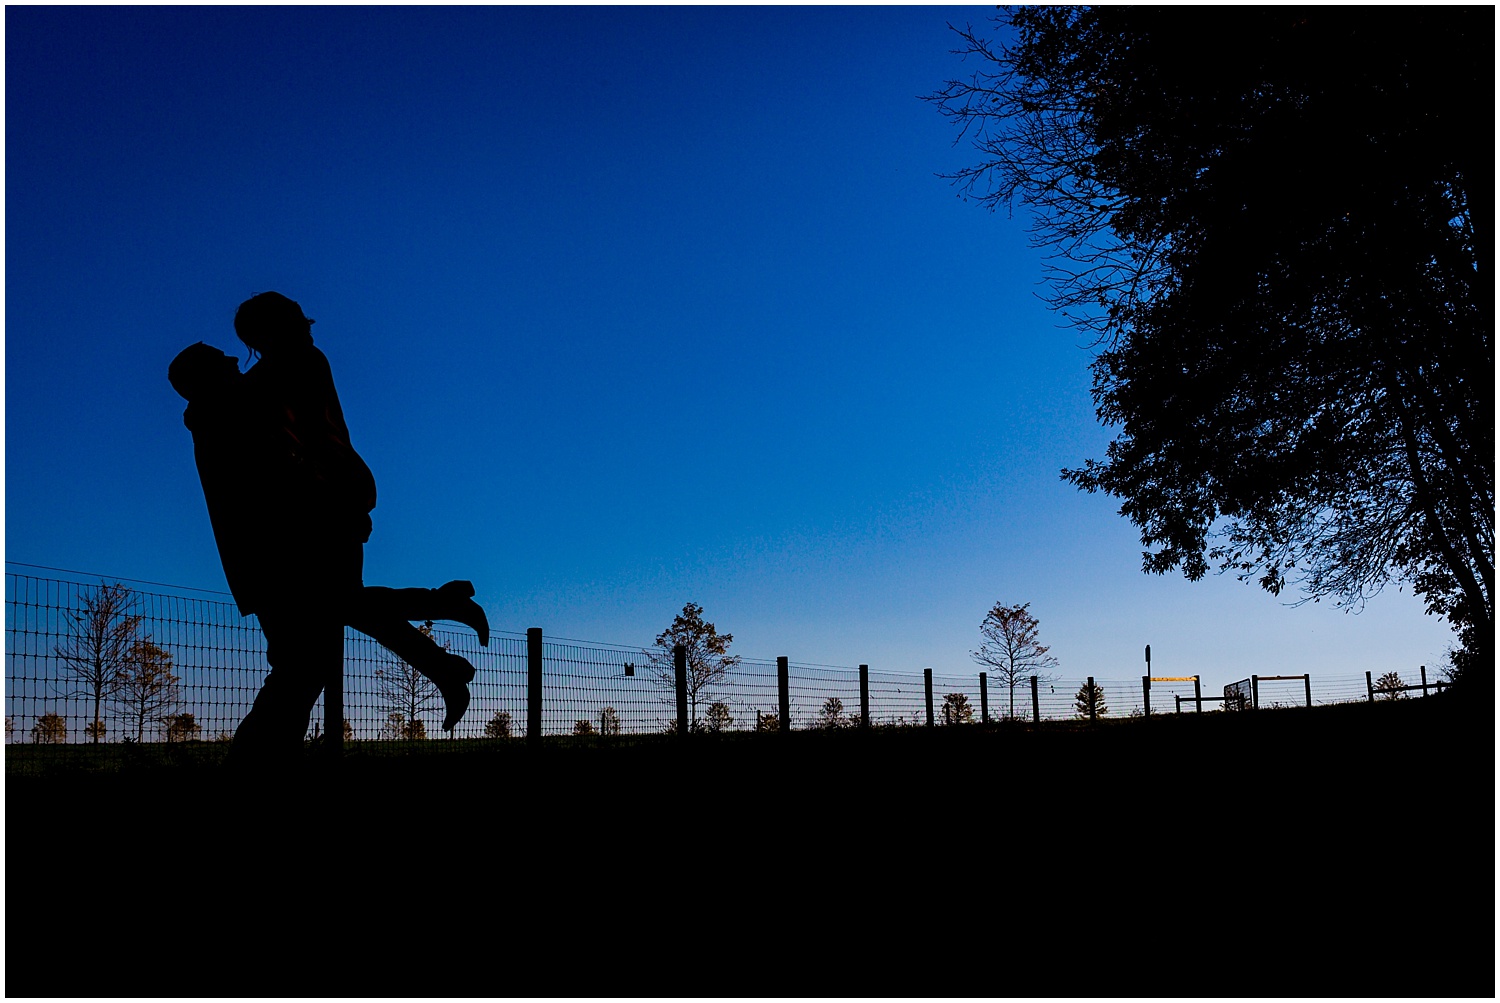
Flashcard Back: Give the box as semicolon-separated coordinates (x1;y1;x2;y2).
8;696;1493;996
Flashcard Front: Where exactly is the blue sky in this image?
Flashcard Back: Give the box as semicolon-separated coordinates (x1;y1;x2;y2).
4;6;1457;694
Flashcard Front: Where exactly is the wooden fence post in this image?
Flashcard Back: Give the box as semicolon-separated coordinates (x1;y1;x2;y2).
1251;674;1260;709
1304;673;1312;708
1194;674;1203;713
1420;665;1428;698
674;643;687;739
325;658;344;758
777;656;790;735
924;668;934;728
527;627;543;744
1142;675;1151;717
979;672;989;724
1366;671;1374;703
1031;675;1040;723
1088;676;1097;722
859;664;869;730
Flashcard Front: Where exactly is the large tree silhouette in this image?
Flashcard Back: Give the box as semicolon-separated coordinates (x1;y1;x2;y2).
929;8;1492;692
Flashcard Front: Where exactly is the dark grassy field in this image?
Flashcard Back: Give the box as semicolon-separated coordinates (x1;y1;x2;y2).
7;696;1493;996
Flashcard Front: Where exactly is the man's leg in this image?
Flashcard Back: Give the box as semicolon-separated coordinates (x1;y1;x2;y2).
229;608;344;767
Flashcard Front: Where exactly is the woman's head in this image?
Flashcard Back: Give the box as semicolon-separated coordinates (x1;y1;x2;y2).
234;291;314;356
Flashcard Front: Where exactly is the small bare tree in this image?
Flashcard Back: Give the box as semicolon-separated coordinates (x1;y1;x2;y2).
55;582;144;744
375;621;443;740
112;639;180;742
644;602;740;732
972;602;1059;720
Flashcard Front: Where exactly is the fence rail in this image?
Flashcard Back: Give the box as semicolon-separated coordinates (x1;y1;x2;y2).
4;568;1447;758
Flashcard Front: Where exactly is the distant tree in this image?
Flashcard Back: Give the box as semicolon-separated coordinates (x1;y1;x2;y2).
55;582;144;744
972;602;1058;720
573;719;596;736
32;713;66;744
644;602;740;732
84;720;107;742
164;713;201;742
375;621;443;741
1074;681;1108;719
941;692;975;726
599;706;621;736
112;639;179;742
485;710;514;740
755;710;780;733
1374;671;1407;701
704;701;732;733
5;716;13;743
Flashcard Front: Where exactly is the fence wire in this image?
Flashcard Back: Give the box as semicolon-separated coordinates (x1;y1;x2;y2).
5;568;1449;766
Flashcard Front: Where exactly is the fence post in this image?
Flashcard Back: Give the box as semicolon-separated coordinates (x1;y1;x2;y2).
979;672;989;724
1194;675;1203;713
777;656;790;735
1088;676;1097;722
674;643;687;739
1142;675;1151;717
924;668;934;728
1175;694;1181;714
1251;674;1259;709
326;659;344;758
1365;671;1374;703
859;664;869;730
527;627;543;744
1420;665;1428;698
1031;675;1040;723
1303;673;1312;708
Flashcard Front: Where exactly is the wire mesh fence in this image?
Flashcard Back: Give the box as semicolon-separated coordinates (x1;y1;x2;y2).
4;566;1451;769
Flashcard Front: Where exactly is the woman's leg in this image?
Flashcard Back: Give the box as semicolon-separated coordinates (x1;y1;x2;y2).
347;596;476;730
358;581;489;647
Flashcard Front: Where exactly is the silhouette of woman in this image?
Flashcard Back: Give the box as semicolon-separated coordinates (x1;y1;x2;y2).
173;292;487;762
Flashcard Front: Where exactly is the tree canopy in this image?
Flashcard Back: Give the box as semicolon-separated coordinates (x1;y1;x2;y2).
929;8;1493;678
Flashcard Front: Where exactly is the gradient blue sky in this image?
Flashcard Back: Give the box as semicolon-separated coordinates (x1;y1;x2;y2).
5;6;1457;693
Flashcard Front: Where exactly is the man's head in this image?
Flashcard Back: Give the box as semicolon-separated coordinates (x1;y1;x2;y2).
169;342;240;402
233;291;314;355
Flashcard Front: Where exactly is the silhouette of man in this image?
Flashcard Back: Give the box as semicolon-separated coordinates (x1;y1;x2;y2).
170;295;486;764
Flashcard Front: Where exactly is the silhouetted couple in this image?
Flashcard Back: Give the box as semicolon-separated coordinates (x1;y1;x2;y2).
170;292;488;766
